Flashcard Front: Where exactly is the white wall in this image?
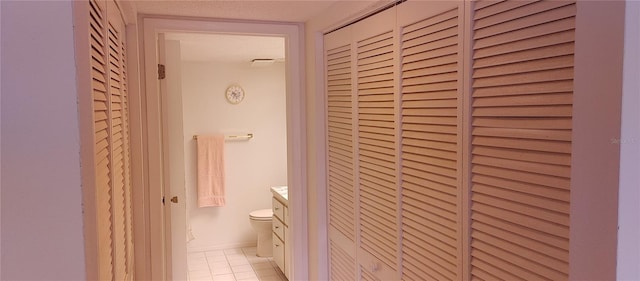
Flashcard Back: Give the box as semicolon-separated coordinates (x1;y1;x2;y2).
180;61;288;251
617;1;640;280
0;1;86;280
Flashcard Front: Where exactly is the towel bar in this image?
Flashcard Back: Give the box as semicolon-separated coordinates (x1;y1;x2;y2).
193;133;253;140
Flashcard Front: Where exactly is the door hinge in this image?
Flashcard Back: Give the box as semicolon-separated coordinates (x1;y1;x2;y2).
162;196;165;205
158;64;166;80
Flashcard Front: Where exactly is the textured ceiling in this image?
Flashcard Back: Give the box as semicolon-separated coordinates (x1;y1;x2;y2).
131;0;340;22
164;32;285;63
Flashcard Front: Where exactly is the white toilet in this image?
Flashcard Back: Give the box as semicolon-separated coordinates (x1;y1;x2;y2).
249;208;273;257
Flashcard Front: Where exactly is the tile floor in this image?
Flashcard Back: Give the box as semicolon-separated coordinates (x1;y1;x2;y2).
187;247;287;281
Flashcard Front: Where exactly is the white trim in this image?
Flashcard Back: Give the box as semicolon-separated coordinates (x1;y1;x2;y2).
312;30;329;281
141;17;307;280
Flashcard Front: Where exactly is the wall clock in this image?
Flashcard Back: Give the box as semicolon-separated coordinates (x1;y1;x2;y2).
225;85;245;104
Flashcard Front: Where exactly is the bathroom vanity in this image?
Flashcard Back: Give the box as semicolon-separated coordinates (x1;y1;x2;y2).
270;186;289;279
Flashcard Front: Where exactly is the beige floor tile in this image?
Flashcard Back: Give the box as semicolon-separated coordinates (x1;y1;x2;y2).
211;265;233;276
250;261;273;270
254;267;278;278
223;248;244;255
234;271;258;280
212;274;236;281
256;275;284;281
188;247;283;281
231;264;254;273
207;255;228;262
208;259;229;268
189;269;212;279
205;250;225;257
189;276;214;281
228;258;250;266
188;261;211;272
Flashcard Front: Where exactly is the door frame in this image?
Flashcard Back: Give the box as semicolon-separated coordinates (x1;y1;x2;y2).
140;17;307;280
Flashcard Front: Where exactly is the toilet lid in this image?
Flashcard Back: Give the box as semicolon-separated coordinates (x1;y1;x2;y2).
249;209;273;220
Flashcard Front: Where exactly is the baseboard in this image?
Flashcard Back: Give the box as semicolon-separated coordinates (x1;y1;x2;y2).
187;242;257;253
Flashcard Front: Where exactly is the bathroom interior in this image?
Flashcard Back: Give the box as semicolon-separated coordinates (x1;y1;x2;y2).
162;32;290;281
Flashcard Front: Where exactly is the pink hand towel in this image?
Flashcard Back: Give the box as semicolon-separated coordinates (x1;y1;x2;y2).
196;134;226;207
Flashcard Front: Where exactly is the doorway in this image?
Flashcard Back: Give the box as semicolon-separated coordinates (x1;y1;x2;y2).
163;32;288;280
141;18;307;281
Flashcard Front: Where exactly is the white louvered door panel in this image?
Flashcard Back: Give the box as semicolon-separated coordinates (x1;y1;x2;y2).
87;1;134;279
469;1;575;280
353;8;399;280
107;19;127;281
89;1;114;280
397;2;464;280
357;29;396;269
329;240;357;281
120;20;135;278
106;2;132;279
325;26;358;281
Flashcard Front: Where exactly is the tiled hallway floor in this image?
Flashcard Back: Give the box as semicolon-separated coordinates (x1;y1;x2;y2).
187;247;287;281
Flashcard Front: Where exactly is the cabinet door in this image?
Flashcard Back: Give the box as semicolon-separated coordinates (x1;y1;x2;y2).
397;1;465;280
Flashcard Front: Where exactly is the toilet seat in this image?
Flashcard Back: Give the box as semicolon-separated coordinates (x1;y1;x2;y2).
249;209;273;221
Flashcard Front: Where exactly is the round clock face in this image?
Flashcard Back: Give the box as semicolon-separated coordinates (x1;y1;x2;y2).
225;85;245;104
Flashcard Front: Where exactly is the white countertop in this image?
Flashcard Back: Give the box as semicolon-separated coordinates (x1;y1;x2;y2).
271;186;288;204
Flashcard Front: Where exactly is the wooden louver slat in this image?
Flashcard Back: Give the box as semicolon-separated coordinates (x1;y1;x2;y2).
469;1;576;280
399;6;463;280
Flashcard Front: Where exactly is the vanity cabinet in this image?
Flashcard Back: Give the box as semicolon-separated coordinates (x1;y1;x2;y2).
272;192;289;279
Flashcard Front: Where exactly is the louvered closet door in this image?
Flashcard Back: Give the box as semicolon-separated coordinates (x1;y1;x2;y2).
89;1;114;279
325;25;358;281
397;2;465;280
352;8;399;281
106;2;134;279
120;16;135;279
469;1;575;280
88;0;134;280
